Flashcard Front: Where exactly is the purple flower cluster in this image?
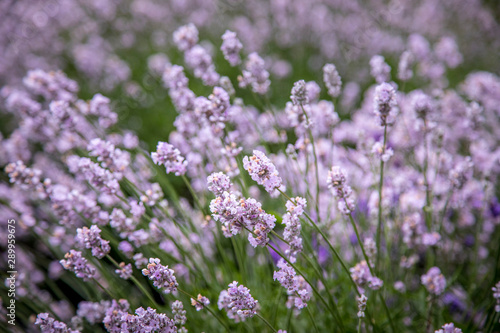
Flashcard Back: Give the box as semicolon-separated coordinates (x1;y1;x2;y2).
435;323;462;333
327;166;355;214
209;190;276;247
35;313;80;333
151;142;188;176
370;55;391;84
87;138;130;173
273;259;311;310
373;82;398;126
218;281;258;321
350;261;383;292
238;52;270;95
191;294;210;311
115;262;133;280
422;267;447;296
243;150;283;193
290;80;309;106
282;197;306;262
75;225;111;259
142;258;178;294
207;172;232;196
493;281;500;312
59;250;96;281
357;294;368;318
221;30;243;66
323;63;342;98
68;157;120;194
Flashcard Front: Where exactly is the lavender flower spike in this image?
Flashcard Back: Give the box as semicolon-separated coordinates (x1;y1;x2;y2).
243;150;283;193
323;63;342;98
373;82;398;126
75;225;111;259
151;141;188;176
421;267;446;296
221;30;243;66
291;80;309;105
35;313;80;333
142;258;178;294
60;250;96;281
218;281;258;321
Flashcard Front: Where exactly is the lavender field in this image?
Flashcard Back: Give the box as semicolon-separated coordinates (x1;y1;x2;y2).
1;0;500;332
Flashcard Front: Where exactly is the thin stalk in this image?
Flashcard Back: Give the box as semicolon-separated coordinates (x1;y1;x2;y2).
278;189;358;292
256;313;278;333
376;124;388;270
305;304;320;333
300;104;322;225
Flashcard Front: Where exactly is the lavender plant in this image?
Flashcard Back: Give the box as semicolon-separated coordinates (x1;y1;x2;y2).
1;4;500;333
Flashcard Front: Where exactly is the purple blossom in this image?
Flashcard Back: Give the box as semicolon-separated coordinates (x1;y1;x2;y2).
207;172;232;196
435;323;463;333
273;259;298;292
290;80;309;106
243;150;283;193
283;197;306;262
87;94;118;128
115;262;133;279
171;300;187;326
350;261;383;291
218;281;258;321
422;267;446;296
70;157;120;194
373;82;398;126
162;65;189;91
323;63;342;98
77;300;111;325
185;45;220;86
221;30;243;66
60;250;96;281
151;142;188;176
87;138;130;173
238;52;270;94
35;313;80;333
370;55;391;84
411;91;434;119
191;294;210;311
357;294;368;318
142;258;178;294
327;166;355;214
75;225;111;259
398;51;414;81
492;281;500;312
23;69;78;102
173;23;199;51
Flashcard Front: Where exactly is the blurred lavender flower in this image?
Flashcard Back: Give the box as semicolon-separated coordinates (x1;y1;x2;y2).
370;55;391;84
434;323;463;333
191;294;210;311
323;63;342;98
115;262;133;280
492;281;500;312
283;197;306;262
35;313;80;333
173;23;199;52
221;30;243;66
207;172;232;196
75;225;110;259
238;52;270;94
422;267;446;296
151;142;188;176
291;80;309;106
357;294;368;318
327;166;355;214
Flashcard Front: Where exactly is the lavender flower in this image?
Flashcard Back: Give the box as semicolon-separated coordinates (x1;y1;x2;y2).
398;51;414;81
422;267;446;296
70;157;120;194
207;172;232;196
191;294;210;311
60;250;96;281
282;197;306;262
350;261;383;291
243;150;283;193
434;323;463;333
370;55;391;83
115;262;133;279
173;23;199;51
448;157;473;189
185;45;220;86
238;52;270;94
218;281;258;321
372;141;394;162
492;281;500;312
75;225;111;259
221;30;243;66
273;259;298;292
142;258;178;294
23;69;78;102
290;80;309;105
172;300;187;327
373;82;398;126
411;91;434;119
327;166;355;214
323;63;342;98
77;301;111;325
357;294;368;318
87;138;130;172
151;142;188;176
35;313;80;333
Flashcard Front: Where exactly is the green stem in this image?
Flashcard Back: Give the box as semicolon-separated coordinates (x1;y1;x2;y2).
376;124;387;270
256;313;278;333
